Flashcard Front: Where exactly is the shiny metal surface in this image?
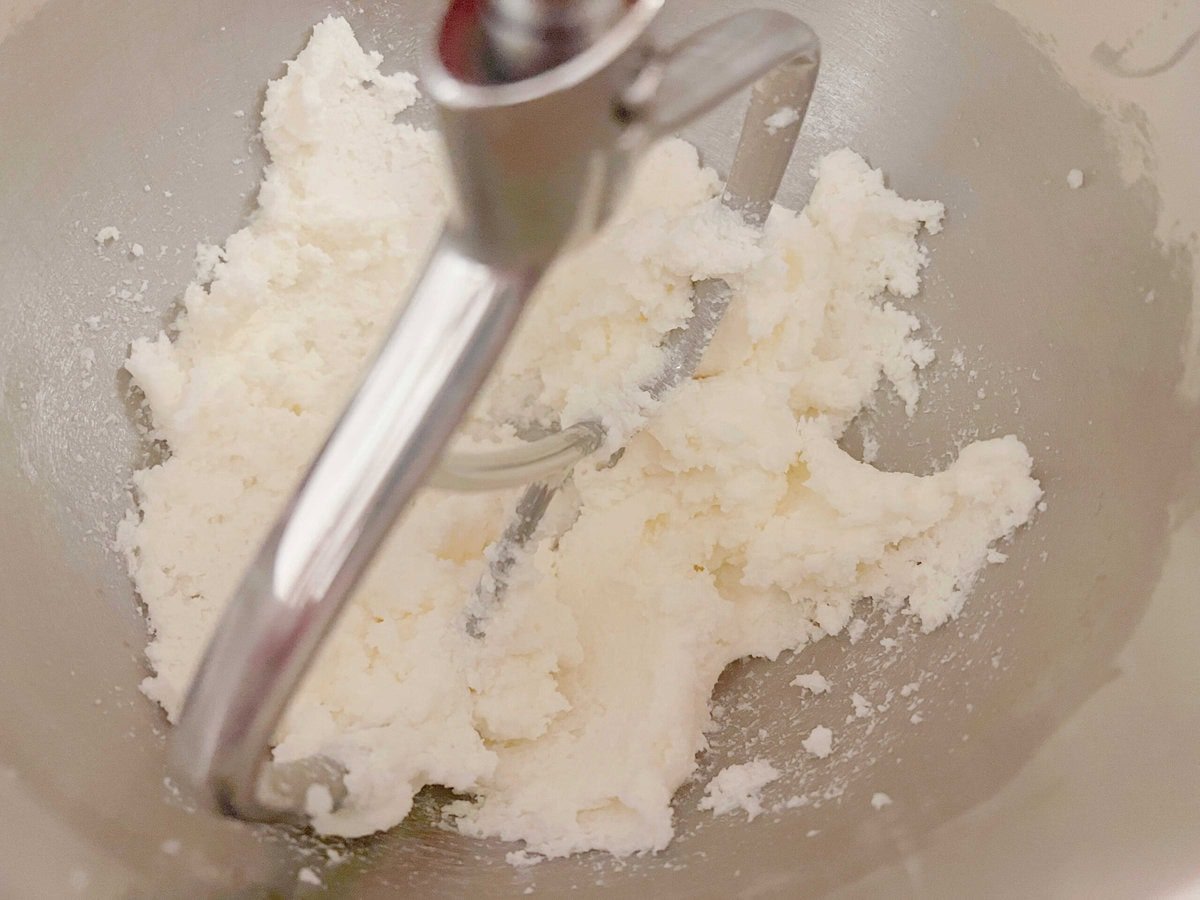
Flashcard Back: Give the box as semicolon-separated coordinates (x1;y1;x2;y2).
172;233;534;824
173;0;819;826
171;0;662;825
480;0;627;83
433;7;822;495
433;420;605;491
471;25;819;630
0;0;1197;897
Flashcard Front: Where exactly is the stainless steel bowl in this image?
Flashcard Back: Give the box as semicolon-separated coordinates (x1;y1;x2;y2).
1;0;1197;896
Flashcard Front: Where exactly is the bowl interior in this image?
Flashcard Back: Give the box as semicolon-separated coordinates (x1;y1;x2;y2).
0;0;1197;896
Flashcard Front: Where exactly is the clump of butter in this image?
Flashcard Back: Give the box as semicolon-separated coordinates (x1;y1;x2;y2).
119;16;1040;858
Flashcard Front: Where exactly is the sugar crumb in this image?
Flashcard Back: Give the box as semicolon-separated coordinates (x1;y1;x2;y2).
851;693;873;718
699;759;779;821
791;671;830;694
861;429;880;464
802;725;833;759
297;867;322;886
764;106;801;135
506;849;543;867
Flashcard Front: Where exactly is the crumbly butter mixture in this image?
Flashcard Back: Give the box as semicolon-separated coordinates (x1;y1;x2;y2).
120;17;1041;857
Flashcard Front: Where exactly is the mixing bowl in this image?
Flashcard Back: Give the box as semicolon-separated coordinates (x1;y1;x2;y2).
1;0;1197;896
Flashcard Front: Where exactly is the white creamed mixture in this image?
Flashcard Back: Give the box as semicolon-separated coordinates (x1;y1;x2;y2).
119;17;1041;858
